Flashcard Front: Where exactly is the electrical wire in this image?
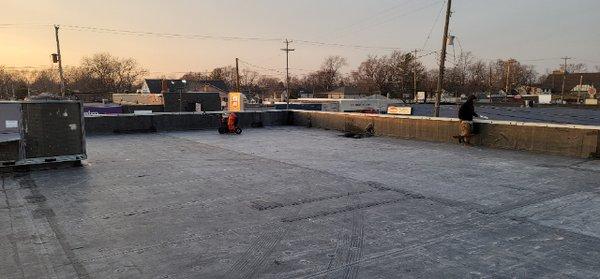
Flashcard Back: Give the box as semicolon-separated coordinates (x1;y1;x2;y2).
421;0;446;51
61;24;283;42
574;58;600;64
2;22;597;72
238;59;286;75
295;40;400;50
0;23;51;28
331;0;443;41
316;0;418;40
60;24;411;51
0;22;430;54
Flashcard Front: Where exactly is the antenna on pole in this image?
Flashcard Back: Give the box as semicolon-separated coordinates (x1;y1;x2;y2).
281;39;295;109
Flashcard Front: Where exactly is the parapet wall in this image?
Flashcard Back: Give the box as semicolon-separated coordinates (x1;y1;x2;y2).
84;110;600;158
291;110;600;158
85;111;290;134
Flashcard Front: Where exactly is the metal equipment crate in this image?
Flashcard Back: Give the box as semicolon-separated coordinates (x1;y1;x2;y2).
0;100;87;167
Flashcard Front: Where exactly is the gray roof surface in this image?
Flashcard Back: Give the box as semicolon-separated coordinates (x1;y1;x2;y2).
2;127;600;278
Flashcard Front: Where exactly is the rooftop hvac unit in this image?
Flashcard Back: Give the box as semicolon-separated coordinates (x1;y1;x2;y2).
0;100;87;167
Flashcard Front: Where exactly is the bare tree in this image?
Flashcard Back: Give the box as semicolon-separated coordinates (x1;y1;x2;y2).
319;56;347;91
29;69;60;94
68;53;146;93
181;71;209;81
256;75;284;99
351;55;389;95
350;51;425;98
0;67;28;99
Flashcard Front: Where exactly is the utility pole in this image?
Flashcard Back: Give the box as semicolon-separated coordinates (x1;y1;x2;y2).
505;59;515;101
578;75;583;103
54;25;66;97
235;58;241;92
413;49;419;102
488;64;493;103
560;56;571;103
281;39;294;109
434;0;452;117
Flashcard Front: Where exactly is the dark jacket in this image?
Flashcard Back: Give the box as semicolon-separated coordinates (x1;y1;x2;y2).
458;101;478;121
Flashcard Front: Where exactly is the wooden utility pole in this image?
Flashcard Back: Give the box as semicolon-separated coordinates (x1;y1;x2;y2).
413;49;419;102
488;64;493;103
578;75;583;103
235;58;240;92
281;39;294;109
505;60;511;93
54;25;66;96
560;56;571;103
505;59;515;101
433;0;452;117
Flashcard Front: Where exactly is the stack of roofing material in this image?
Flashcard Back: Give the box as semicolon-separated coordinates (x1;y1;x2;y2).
0;100;87;168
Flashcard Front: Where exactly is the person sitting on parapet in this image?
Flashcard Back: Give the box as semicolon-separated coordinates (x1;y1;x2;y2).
456;95;479;146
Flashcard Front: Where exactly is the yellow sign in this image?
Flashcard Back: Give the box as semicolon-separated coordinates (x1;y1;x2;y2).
228;92;244;112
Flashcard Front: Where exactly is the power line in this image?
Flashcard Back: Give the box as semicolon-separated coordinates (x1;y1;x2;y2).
61;24;283;42
332;0;443;41
574;58;600;64
316;0;419;39
1;65;51;69
0;22;434;53
238;59;285;75
0;23;50;28
421;0;446;51
519;58;561;62
295;40;400;50
5;22;597;73
60;24;414;51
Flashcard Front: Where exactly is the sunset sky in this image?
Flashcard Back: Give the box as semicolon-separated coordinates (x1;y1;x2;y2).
1;0;599;78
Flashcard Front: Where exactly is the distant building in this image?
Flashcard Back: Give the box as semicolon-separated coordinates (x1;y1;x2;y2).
541;72;600;98
70;91;113;103
140;79;185;93
516;85;544;96
186;80;229;102
140;79;229;95
277;95;396;113
299;92;313;99
186;80;229;93
314;86;365;99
